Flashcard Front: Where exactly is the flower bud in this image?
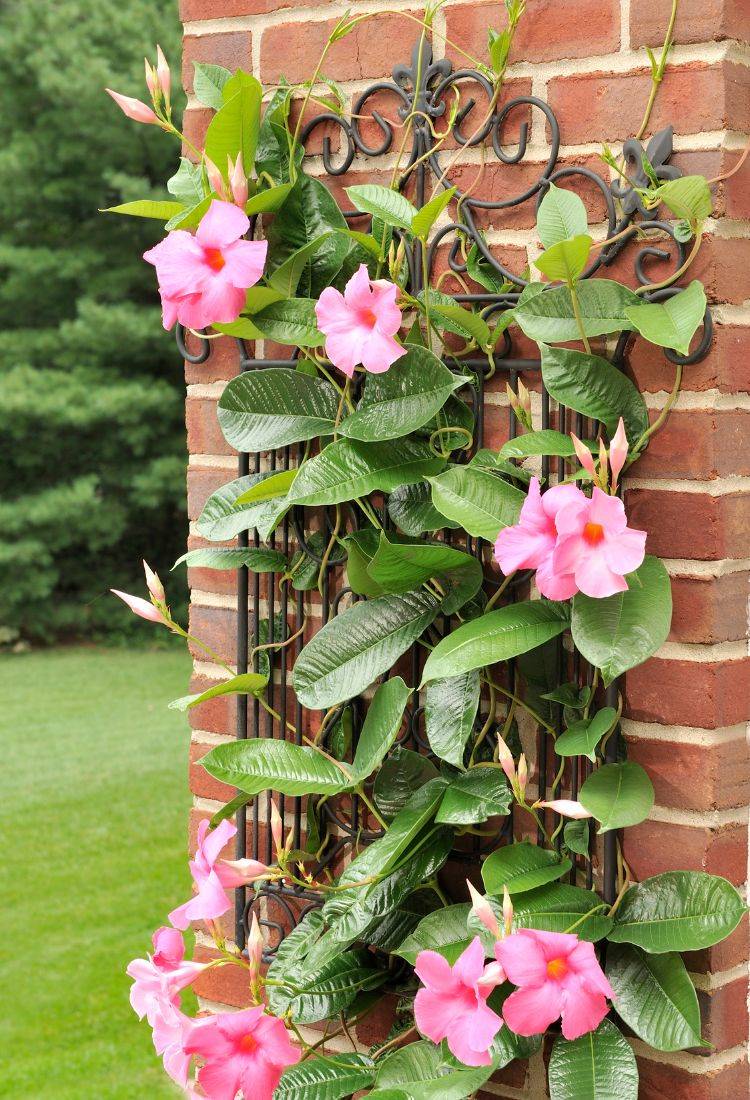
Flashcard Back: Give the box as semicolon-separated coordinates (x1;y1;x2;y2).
502;885;514;937
270;800;283;857
517;753;528;800
608;417;628;492
228;153;248;209
506;382;532;430
570;432;596;479
204;156;226;200
143;560;165;603
497;734;516;786
106;88;160;126
144;59;158;100
517;379;531;418
111;588;169;625
156;45;171;103
598;437;609;489
467;880;500;939
247;912;264;994
537;798;592;819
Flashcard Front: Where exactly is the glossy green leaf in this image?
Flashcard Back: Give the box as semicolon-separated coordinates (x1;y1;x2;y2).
101;199;184;221
424;671;480;768
571;556;672;686
217;368;338;450
537;182;588;248
396;904;472;964
346;183;418;230
341;528;385;598
268;948;385;1023
250;298;324;347
287;438;444;508
579;762;654;833
193;62;231;109
368;534;483;614
267;175;350;296
173;547;286;572
654;175;712;223
499;430;579;460
244;182;293;215
540;343;649;444
606;943;702;1051
204;74;262;176
388;481;461;535
563;819;590;859
266;232;333;296
624;280;707;356
276;1053;376;1100
608;871;746;953
473;883;611;942
165;194;213;231
376;1040;495;1100
167;157;206;206
515;280;639;342
555;707;617;760
196;472;289;542
337;346;464;441
466;242;510;293
436;768;511;824
351;677;411;781
374;747;440;819
429;466;524;541
200;737;353;797
548;1019;638;1100
534;235;592;283
482;841;572;895
235;468;297;506
429;302;492;348
169;672;268;712
421;600;570;685
412;186;457;238
293;589;441;709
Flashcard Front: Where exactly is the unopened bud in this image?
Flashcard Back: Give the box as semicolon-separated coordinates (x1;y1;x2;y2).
229;152;248;209
204;156;226;199
143;560;165;603
497;734;516;786
608;417;628;493
467;880;500;939
502;885;514;937
144;59;158;100
247;912;264;994
156;45;171;103
598;437;609;490
517;753;528;800
506;382;532;430
571;432;596;479
270;800;283;857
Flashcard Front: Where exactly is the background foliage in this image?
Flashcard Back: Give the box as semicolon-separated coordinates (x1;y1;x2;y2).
0;0;186;641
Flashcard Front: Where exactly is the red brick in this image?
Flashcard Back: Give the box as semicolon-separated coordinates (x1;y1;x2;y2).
697;976;750;1051
622;818;747;884
630;0;750;46
633;408;750;480
185;334;242;385
670;570;749;644
626;324;750;396
186;394;233;457
193;944;252;1006
625;488;750;559
638;1053;749;1100
182;32;252;95
182;105;213;153
181;0;336;17
190;739;236;801
686;911;748;974
625;734;750;810
446;0;620;64
547;62;750;145
187;464;236;521
625;656;750;728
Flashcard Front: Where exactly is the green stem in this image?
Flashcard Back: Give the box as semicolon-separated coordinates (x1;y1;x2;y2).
563;903;609;935
568;279;591;355
483;673;556;734
635;0;679;141
634;231;703;296
485;570;516;612
356;785;389;831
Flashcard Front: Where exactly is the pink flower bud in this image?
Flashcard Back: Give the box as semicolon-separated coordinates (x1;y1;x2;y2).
517;754;528;799
106;88;160;126
215;858;271;888
517;379;531;417
111;588;168;625
204;156;226;199
247;912;264;991
143;560;165;603
497;735;516;786
598;437;609;488
156;45;171;101
270;800;283;856
467;880;500;939
502;885;514;937
477;959;506;991
144;59;158;99
229;153;249;209
608;417;628;492
571;432;596;478
538;799;593;819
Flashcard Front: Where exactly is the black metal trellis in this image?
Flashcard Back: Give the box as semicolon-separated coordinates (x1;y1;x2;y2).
177;40;712;955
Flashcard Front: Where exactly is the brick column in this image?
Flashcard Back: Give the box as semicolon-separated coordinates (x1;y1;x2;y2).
179;2;750;1095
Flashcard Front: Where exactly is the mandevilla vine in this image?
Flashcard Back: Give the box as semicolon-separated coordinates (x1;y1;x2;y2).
106;10;747;1100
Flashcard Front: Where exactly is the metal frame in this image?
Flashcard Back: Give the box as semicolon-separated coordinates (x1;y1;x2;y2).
178;40;712;954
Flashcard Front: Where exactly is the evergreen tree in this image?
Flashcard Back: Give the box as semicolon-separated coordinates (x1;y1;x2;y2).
0;0;187;639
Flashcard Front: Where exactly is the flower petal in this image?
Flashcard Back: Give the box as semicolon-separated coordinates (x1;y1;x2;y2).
502;982;562;1037
495;931;548;986
196;199;249;248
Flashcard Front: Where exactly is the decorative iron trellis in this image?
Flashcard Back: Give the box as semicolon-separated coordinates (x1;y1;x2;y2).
177;40;712;955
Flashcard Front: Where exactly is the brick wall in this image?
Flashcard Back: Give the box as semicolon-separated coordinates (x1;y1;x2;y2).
179;2;750;1095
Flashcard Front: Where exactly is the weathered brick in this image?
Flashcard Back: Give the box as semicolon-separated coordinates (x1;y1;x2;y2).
186;394;232;457
625;487;750;560
622;818;747;884
625;656;750;728
625;733;750;810
670;570;749;644
182;31;252;94
633;408;750;480
638;1051;749;1099
630;0;750;47
446;0;620;64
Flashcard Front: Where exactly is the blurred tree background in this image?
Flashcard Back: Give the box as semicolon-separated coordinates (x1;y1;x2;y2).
0;0;187;641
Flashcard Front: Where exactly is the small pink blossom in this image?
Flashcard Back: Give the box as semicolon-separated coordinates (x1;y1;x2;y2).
106;88;160;125
414;937;504;1066
552;487;646;598
142;559;165;602
608;417;629;491
494;477;586;600
537;799;592;819
183;1005;301;1100
143;199;267;331
495;928;614;1041
496;734;516;786
111;588;169;625
315;263;404;377
127;927;206;1025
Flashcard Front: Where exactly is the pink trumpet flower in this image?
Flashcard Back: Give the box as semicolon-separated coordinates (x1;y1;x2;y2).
151;1003;193;1088
143;199;267;331
414;937;505;1066
537;799;592;819
495;929;614;1041
106;88;161;125
315;263;405;377
468;880;500;939
169;819;270;931
127;927;207;1025
111;588;169;626
494;477;586;600
608;417;629;492
551;487;647;598
183;1005;301;1100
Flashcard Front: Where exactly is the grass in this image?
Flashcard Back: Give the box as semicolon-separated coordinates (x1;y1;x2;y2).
0;645;195;1099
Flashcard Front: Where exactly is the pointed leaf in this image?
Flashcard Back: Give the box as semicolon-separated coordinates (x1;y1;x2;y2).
606;943;702;1051
217;368;339;450
368;534;483;615
376;1040;495;1100
205;75;262;176
429;466;524;541
555;707;617;760
436;768;511;824
169;672;268;712
534;235;592;283
515;280;640;342
499;430;579;460
250;298;324;347
199;738;352;797
102;200;185;221
351;677;411;781
412;186;457;238
424;671;480;768
193;62;232;109
388;481;461;535
540;343;649;444
173;547;287;572
345;183;418;230
396;904;472;964
537;182;589;248
287;438;445;508
196;472;290;541
482;841;572;895
625;280;707;356
548;1020;638;1100
579;762;654;834
276;1053;376;1100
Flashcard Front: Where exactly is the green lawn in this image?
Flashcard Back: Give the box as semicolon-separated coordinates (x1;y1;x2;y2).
0;645;195;1099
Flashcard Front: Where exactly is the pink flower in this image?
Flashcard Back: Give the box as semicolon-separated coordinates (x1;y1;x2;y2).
315;263;404;377
552;487;646;598
151;1002;193;1088
495;929;614;1041
494;477;586;600
537;799;592;819
127;927;206;1025
414;937;505;1066
183;1006;301;1100
111;588;169;625
169;819;271;931
143;199;267;331
106;88;160;125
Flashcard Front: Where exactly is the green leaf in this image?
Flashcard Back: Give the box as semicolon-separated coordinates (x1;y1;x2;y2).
345;183;418;230
482;841;572;895
563;819;590;859
341;528;385;598
165;194;213;232
287;438;445;508
268;949;385;1024
534;235;592;283
388;482;461;535
436;768;511;824
624;280;707;356
516;280;640;342
276;1053;376;1100
606;943;702;1051
654;175;712;223
250;298;324;347
571;556;672;686
555;707;617;760
376;1040;495;1100
169;672;268;712
243;181;294;215
351;677;411;781
540;342;649;444
411;187;456;238
217;368;338;450
500;882;610;941
537;182;589;248
266;233;333;296
423;298;492;347
548;1020;638;1100
193;62;232;110
267;175;350;297
196;472;290;542
368;534;483;615
396;904;472;964
235;468;297;506
205;74;263;177
173;547;286;572
292;589;441;709
210;792;251;830
421;601;570;685
167;157;206;206
101;200;184;221
374;747;440;819
200;738;352;797
429;466;524;541
579;762;654;833
337;346;463;442
466;242;510;294
608;871;746;953
424;671;480;768
499;430;579;460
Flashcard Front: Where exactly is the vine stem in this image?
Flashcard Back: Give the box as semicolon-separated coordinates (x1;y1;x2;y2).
631;360;683;454
568;280;592;355
634;231;703;296
485;569;516;612
373;1026;419;1061
356;785;389;831
483;673;557;734
635;0;679;141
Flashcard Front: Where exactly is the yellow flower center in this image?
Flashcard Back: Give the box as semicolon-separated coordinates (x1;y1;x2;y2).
547;957;568;981
204;247;226;272
361;307;377;327
583;521;604;545
239;1032;258;1053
